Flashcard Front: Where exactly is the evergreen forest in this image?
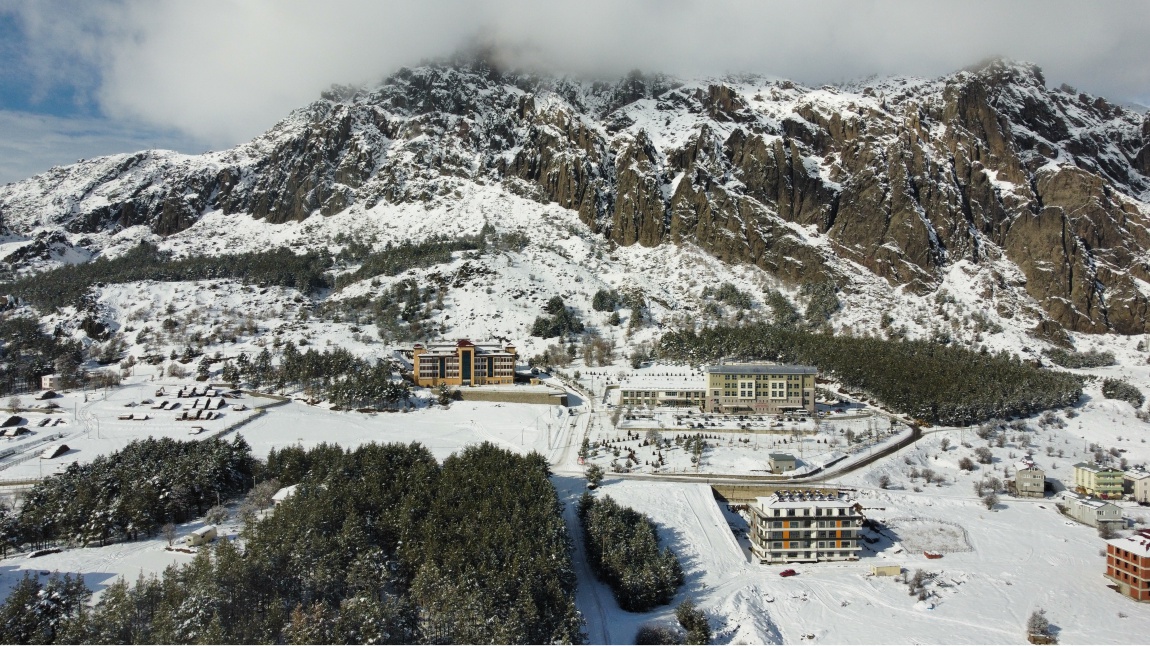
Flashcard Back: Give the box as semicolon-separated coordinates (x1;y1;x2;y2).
577;492;683;612
0;441;584;645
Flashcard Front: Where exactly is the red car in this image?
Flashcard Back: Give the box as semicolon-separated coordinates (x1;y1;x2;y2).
779;569;798;577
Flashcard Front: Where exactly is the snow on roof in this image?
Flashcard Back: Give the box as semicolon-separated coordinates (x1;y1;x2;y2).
1061;491;1119;509
769;453;796;461
272;484;299;502
619;370;706;390
190;525;217;537
1015;459;1041;472
1109;530;1150;558
757;490;855;509
706;364;818;376
1074;462;1122;474
1124;470;1150;481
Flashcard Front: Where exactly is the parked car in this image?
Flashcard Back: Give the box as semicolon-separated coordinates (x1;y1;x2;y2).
779;569;798;577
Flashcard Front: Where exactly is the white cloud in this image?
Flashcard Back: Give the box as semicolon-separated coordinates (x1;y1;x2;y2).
4;0;1150;156
0;110;209;185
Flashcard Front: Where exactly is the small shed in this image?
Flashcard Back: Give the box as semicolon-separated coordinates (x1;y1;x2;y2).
871;564;902;577
183;525;218;547
768;452;797;474
272;484;299;506
40;444;69;459
1;415;21;428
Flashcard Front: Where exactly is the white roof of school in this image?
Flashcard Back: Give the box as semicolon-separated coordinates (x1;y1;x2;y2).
619;370;706;391
707;364;817;375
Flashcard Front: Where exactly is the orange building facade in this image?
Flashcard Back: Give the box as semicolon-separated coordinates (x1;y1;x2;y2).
1106;530;1150;602
749;490;863;564
412;340;517;387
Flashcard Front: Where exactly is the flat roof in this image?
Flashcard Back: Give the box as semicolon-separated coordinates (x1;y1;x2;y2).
706;364;817;376
1109;531;1150;558
619;369;707;391
757;495;855;509
1074;462;1123;473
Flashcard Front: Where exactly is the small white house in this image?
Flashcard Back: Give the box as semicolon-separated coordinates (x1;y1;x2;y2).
272;484;299;506
183;525;218;547
1060;491;1123;529
768;452;797;474
41;374;61;390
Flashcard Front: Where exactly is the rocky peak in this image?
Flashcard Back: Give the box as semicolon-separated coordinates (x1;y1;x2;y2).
2;58;1149;336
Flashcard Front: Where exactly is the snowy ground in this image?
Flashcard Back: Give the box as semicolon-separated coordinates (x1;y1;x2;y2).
2;367;1150;643
575;478;1150;645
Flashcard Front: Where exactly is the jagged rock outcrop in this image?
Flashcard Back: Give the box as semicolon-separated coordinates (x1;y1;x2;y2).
1;58;1149;334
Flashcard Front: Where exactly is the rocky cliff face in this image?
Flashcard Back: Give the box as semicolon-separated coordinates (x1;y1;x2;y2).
2;58;1149;334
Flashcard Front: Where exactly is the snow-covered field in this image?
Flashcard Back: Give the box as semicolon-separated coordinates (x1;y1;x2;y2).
2;363;1150;643
579;479;1150;645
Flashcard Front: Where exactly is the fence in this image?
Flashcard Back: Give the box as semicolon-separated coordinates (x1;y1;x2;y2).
208;391;292;440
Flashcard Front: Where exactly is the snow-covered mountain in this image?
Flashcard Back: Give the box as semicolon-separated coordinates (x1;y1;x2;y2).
2;56;1150;350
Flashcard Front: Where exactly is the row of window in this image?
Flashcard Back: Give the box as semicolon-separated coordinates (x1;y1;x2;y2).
768;540;855;549
764;551;855;559
719;374;808;381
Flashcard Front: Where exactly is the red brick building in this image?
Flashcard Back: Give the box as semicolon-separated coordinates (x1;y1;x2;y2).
1106;529;1150;602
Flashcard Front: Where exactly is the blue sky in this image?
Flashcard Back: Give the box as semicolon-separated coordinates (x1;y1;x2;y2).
1;0;1148;186
0;8;210;184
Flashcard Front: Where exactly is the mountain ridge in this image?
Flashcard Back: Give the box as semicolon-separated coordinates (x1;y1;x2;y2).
2;57;1149;340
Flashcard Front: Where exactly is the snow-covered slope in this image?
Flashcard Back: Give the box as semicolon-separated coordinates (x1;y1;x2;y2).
1;57;1149;352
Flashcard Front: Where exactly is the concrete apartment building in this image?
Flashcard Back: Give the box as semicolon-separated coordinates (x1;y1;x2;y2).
1074;462;1125;499
1106;529;1150;602
1124;470;1150;504
1011;458;1046;498
749;490;863;564
411;340;517;387
705;364;817;415
1060;491;1124;530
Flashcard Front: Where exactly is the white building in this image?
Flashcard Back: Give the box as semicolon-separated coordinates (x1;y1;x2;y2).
768;453;798;474
1060;491;1124;530
41;374;61;390
1124;470;1150;504
748;490;863;564
183;525;218;547
617;369;707;409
